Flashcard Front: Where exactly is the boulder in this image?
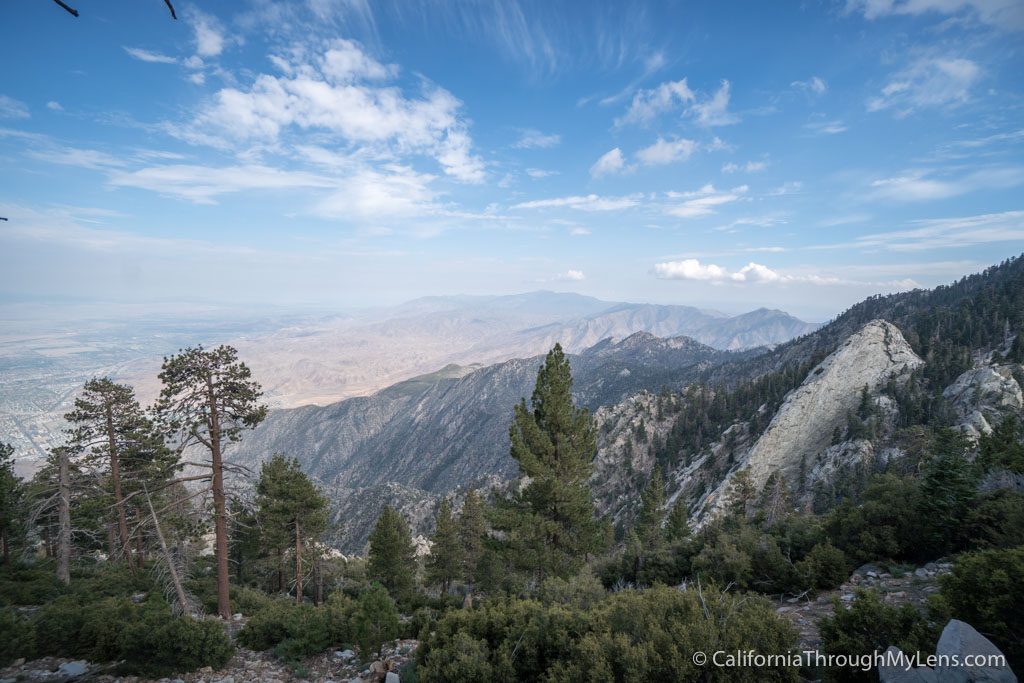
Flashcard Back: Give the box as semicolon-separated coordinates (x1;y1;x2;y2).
385;673;401;683
878;646;937;683
56;661;89;678
934;620;1017;683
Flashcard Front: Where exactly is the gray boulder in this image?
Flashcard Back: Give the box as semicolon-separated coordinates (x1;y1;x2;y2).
878;646;937;683
385;672;401;683
57;661;89;678
934;619;1017;682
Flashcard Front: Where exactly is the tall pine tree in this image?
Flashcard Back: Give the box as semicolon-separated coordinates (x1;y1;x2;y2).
255;454;328;603
155;345;266;618
426;499;462;594
0;442;22;564
495;344;603;582
459;490;486;605
367;505;417;600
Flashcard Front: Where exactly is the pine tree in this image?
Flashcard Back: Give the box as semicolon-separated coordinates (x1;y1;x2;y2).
255;454;328;603
918;430;978;554
353;583;401;659
0;442;22;564
496;344;603;582
64;378;171;567
367;505;417;600
664;498;691;543
635;465;665;548
426;499;462;594
459;490;486;603
154;345;267;619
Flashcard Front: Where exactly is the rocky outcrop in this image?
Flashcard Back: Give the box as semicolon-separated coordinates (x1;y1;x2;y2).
702;320;923;514
880;620;1017;683
943;364;1023;439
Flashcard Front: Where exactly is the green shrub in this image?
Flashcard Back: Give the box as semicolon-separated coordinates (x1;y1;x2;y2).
416;584;798;682
118;612;234;676
353;583;401;660
963;490;1024;550
237;597;352;662
940;546;1024;669
0;607;36;665
32;596;90;657
538;567;606;609
818;590;942;682
797;543;851;590
0;566;66;606
29;593;233;676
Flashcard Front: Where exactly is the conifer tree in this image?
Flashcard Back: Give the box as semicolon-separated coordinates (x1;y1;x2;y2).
353;583;401;659
635;465;665;548
919;429;978;554
154;344;266;619
496;343;602;582
665;498;691;543
426;499;462;594
458;490;486;603
255;454;328;603
367;505;417;600
64;378;170;566
0;441;22;564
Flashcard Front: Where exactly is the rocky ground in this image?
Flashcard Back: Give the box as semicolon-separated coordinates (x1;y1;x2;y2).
0;639;418;683
775;560;952;649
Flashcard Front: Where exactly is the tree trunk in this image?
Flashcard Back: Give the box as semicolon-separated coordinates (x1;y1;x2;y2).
315;557;324;606
107;524;116;559
135;524;144;567
1;529;8;565
207;385;231;619
294;520;302;604
277;547;284;593
145;487;192;616
57;450;71;585
106;408;133;567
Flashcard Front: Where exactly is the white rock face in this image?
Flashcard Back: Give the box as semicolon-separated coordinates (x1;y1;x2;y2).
942;365;1023;439
724;320;923;500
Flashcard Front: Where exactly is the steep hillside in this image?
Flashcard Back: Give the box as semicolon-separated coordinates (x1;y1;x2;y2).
231;332;742;495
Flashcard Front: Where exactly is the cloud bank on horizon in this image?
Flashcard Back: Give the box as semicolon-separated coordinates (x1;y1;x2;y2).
1;0;1022;319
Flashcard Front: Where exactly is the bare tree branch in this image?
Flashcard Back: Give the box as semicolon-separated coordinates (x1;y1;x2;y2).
52;0;79;17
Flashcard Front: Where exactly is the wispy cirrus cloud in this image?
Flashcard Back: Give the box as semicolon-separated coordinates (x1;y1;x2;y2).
0;95;29;119
665;184;747;218
830;210;1024;251
513;128;561;149
636;137;697;166
846;0;1024;31
123;47;179;64
615;78;738;127
512;193;642;211
867;56;981;115
868;166;1024;201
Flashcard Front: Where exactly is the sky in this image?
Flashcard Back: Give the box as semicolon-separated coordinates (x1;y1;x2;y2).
1;0;1022;321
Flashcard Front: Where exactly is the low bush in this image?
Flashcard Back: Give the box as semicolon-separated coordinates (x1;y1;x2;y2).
118;610;234;676
940;546;1024;670
0;566;65;606
797;543;851;590
237;595;353;662
818;589;943;682
0;607;36;666
416;584;798;682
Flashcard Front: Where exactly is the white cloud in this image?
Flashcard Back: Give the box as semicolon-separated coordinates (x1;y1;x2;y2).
636;137;697;166
653;258;844;285
846;0;1024;31
665;184;747;218
27;146;127;170
792;76;828;94
691;80;740;126
841;210;1024;251
124;47;178;64
512;194;641;212
186;40;485;183
569;226;591;236
312;165;440;219
590;147;631;177
46;101;63;111
191;10;226;58
805;119;848;135
526;168;558;178
868;56;981;115
615;79;695;127
555;269;586;281
514;129;561;149
0;95;29;119
107;164;335;204
722;160;767;173
868;166;1024;201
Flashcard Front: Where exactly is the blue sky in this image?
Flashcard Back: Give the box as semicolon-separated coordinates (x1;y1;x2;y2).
1;0;1022;320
